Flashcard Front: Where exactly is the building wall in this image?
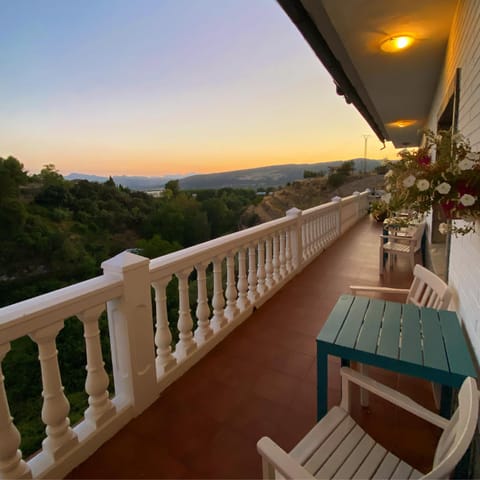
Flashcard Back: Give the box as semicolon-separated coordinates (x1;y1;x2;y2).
427;0;480;364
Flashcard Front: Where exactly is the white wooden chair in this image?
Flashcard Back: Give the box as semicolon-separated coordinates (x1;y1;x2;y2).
257;367;478;480
351;264;452;309
380;222;426;274
350;264;453;408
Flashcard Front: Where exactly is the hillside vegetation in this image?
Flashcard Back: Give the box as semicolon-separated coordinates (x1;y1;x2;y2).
241;173;385;224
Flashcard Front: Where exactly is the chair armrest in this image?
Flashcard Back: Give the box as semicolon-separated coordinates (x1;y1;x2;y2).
257;437;314;480
349;286;410;296
340;367;449;430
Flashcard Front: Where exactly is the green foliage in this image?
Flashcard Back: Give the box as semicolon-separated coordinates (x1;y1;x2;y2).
326;172;346;188
303;169;325;178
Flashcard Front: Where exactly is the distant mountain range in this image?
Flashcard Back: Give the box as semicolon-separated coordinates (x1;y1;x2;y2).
66;158;383;191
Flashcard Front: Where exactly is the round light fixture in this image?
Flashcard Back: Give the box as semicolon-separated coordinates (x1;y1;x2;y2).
388;119;417;128
380;35;415;53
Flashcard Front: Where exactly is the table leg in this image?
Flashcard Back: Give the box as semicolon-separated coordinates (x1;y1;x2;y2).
317;348;328;420
440;384;453;418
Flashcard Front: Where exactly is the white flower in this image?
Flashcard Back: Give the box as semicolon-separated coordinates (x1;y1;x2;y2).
459;194;476;206
381;193;392;204
458;158;475;170
436;182;451;194
416;179;430;191
403;175;416;188
438;223;449;234
384;170;394;178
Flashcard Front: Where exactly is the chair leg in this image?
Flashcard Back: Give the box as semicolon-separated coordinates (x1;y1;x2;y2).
379;246;384;275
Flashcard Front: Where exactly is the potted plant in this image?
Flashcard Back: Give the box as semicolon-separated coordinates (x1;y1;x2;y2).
381;130;480;235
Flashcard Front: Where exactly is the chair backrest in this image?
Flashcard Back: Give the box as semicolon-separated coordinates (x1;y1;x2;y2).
427;377;478;479
412;221;426;251
406;264;452;309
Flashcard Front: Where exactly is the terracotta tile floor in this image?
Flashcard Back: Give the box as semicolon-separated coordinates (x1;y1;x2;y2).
67;217;440;479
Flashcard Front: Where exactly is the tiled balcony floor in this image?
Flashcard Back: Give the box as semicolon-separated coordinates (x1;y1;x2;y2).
67;217;440;479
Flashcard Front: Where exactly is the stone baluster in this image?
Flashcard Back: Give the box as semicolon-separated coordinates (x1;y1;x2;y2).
247;245;259;303
256;240;267;296
272;233;280;283
236;248;250;311
194;262;213;344
210;257;227;332
285;227;293;274
78;306;115;428
152;276;177;375
279;231;286;279
0;343;32;479
265;237;274;289
30;322;78;460
175;268;197;360
224;252;240;321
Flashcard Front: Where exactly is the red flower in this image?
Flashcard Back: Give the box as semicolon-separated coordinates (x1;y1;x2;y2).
417;154;431;166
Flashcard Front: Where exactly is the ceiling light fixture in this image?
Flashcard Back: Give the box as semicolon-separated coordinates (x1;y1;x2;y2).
380;35;415;53
388;119;417;128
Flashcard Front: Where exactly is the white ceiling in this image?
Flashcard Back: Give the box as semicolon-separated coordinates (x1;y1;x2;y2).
285;0;457;147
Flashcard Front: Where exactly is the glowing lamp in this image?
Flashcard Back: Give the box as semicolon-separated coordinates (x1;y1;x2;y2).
388;119;417;128
380;35;415;53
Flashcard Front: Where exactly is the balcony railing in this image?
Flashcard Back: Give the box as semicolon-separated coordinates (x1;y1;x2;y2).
0;191;369;480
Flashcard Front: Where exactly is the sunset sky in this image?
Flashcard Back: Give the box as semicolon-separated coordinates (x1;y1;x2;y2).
1;0;399;177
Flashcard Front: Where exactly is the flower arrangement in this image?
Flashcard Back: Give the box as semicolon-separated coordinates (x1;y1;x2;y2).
381;129;480;235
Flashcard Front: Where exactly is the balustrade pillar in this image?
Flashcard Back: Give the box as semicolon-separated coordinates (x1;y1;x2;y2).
0;344;32;479
272;234;280;283
256;241;267;296
78;306;115;428
224;253;239;321
247;245;259;303
175;269;197;360
285;228;293;274
211;257;227;332
265;237;274;289
279;232;286;279
286;207;302;272
194;263;213;344
30;322;78;460
152;276;177;375
102;251;157;415
332;196;342;237
236;248;250;311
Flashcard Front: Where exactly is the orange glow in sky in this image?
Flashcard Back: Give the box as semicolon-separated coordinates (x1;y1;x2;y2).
1;1;399;177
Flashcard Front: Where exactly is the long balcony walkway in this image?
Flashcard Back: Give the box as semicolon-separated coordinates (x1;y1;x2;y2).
67;217;439;479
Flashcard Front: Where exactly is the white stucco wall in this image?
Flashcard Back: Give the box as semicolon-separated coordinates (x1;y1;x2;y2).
427;0;480;364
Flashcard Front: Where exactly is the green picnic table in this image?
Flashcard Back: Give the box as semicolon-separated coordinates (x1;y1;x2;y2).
317;294;477;420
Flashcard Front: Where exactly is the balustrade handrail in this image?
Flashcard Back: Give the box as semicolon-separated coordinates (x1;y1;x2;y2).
150;214;295;278
0;275;123;342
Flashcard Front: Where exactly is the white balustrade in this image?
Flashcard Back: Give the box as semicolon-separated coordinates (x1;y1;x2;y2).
224;253;240;321
0;343;32;480
256;240;267;296
247;245;259;303
278;232;286;279
30;322;79;460
210;257;227;332
175;269;197;360
0;190;369;479
265;237;274;289
78;306;115;428
153;276;177;374
194;263;214;344
236;248;250;312
272;234;280;283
